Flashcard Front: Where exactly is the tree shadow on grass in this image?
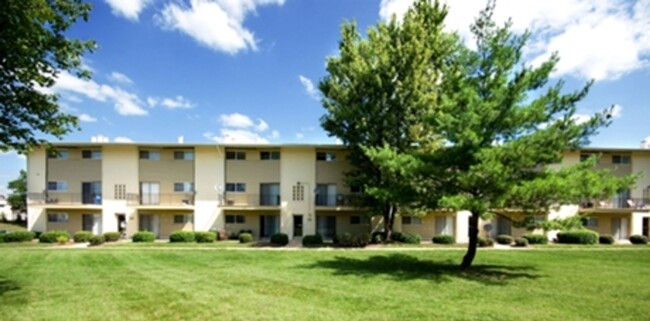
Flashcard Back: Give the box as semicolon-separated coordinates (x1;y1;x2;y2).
304;253;541;285
0;278;20;295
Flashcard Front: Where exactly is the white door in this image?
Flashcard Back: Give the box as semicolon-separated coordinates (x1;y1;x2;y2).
611;218;629;240
141;182;160;205
92;214;102;235
327;185;337;206
435;216;454;236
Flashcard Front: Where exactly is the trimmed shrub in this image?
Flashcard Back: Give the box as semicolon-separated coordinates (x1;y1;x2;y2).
89;235;105;246
3;231;36;243
432;234;455;244
392;232;420;244
629;234;649;244
239;229;253;236
169;231;196;243
371;231;385;244
73;231;93;243
103;232;121;242
496;234;513;245
302;234;323;247
599;234;615;244
557;230;598;244
132;231;155;243
477;237;494;247
514;237;529;247
239;232;253;243
335;233;370;248
195;232;216;243
522;234;549;245
270;233;289;246
57;235;69;245
39;230;70;243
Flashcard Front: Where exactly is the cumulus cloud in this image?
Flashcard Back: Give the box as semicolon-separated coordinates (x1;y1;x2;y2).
379;0;650;81
148;95;195;109
108;71;134;85
114;136;134;143
295;133;304;139
90;135;134;143
610;104;623;118
299;75;319;100
156;0;285;54
78;113;97;123
268;130;280;140
104;0;152;21
52;71;148;116
571;113;592;125
204;130;269;144
219;113;268;131
207;112;275;143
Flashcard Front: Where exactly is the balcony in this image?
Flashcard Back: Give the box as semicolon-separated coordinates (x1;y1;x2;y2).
127;193;195;206
27;193;102;205
222;193;281;207
580;198;650;210
315;194;359;207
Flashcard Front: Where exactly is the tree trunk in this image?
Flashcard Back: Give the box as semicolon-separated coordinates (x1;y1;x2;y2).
460;211;480;271
384;204;396;242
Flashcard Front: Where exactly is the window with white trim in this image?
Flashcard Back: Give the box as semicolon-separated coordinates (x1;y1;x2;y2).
47;181;68;191
225;183;246;192
402;216;422;225
583;217;598;227
82;150;101;159
139;150;160;160
225;215;245;224
174;151;194;160
173;214;193;224
316;152;336;161
260;151;280;160
350;215;369;225
612;155;631;164
226;151;246;160
47;212;69;223
48;150;69;159
174;182;194;192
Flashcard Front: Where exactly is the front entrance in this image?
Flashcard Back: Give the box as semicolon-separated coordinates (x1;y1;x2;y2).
82;214;102;235
643;217;649;237
139;214;160;237
293;215;303;237
117;214;126;234
611;217;629;240
317;215;336;239
259;215;280;238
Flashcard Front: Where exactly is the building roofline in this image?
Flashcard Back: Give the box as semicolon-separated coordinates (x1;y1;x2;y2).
42;142;348;149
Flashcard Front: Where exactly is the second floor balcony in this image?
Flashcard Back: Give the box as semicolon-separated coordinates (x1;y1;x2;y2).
127;193;195;206
222;193;281;207
315;194;359;207
28;193;102;205
580;198;650;210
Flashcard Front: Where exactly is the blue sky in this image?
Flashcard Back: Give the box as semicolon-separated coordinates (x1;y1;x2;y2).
1;0;650;195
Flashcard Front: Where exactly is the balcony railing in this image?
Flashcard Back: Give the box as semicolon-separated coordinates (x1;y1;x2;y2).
315;194;359;207
127;193;195;206
27;193;102;205
222;193;281;206
580;198;650;210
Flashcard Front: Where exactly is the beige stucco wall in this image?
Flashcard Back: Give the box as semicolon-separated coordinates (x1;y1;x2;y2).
45;209;102;236
47;148;101;195
194;146;224;231
315;149;353;194
139;148;194;194
280;147;316;237
631;152;650;198
316;211;371;236
225;148;281;198
27;148;47;231
137;210;194;239
101;145;139;234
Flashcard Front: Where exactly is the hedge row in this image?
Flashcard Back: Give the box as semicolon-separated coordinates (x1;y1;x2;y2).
1;231;35;243
334;233;370;248
557;230;598;244
392;232;421;244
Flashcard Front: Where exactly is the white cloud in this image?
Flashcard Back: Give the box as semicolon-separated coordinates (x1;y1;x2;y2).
91;135;110;143
268;130;280;140
107;71;134;85
64;95;83;103
220;113;255;128
295;133;304;139
104;0;152;21
641;136;650;149
78;113;97;123
379;0;650;81
610;104;623;118
256;119;269;132
210;112;275;143
204;129;269;144
0;151;26;160
299;75;319;100
147;97;159;107
161;95;194;109
52;71;148;116
114;136;134;143
572;113;592;125
156;0;285;54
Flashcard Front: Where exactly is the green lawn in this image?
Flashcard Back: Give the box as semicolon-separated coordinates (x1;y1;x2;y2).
1;247;649;321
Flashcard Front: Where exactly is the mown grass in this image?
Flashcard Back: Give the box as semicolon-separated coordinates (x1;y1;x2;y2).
0;247;649;321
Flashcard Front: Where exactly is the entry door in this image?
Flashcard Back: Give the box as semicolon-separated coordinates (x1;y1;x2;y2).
139;214;160;237
260;215;279;238
82;214;102;235
293;215;303;237
643;218;649;237
82;182;101;204
316;215;336;239
140;182;160;205
611;218;629;240
435;216;454;236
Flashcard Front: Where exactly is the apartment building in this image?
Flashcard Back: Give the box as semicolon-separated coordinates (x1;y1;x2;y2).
26;143;650;242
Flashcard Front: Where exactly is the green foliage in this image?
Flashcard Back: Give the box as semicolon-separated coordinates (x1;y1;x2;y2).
477;237;494;247
514;237;528;247
629;235;648;245
0;0;96;152
103;232;121;242
392;232;421;244
371;231;385;244
2;230;35;242
522;234;549;245
538;215;587;232
132;231;155;243
89;235;104;246
169;231;196;243
335;233;370;248
302;235;323;247
195;232;216;243
39;230;70;243
239;233;253;244
7;170;27;210
557;231;599;244
599;235;615;244
496;235;513;245
73;231;93;243
432;235;455;244
270;233;289;246
56;235;69;245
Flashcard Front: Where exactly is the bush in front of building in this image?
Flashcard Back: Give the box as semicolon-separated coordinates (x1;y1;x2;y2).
169;231;196;243
132;231;155;242
557;230;598;244
73;231;93;243
496;235;513;245
514;237;528;247
103;232;121;242
522;234;549;245
599;234;615;244
334;233;370;248
432;234;455;244
629;234;649;244
477;237;494;247
89;235;105;246
39;230;70;243
392;232;421;244
239;232;253;243
195;232;216;243
371;231;385;244
270;233;289;246
2;231;35;243
302;234;323;247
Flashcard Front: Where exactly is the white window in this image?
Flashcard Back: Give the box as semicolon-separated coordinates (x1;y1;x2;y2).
226;151;246;160
316;152;336;161
402;216;422;225
612;155;631;164
583;217;598;227
225;215;245;224
173;214;193;224
47;181;68;191
174;182;194;192
174;151;194;160
82;150;101;159
225;183;246;192
47;212;69;223
260;151;280;160
350;215;369;225
139;150;160;160
48;150;69;159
